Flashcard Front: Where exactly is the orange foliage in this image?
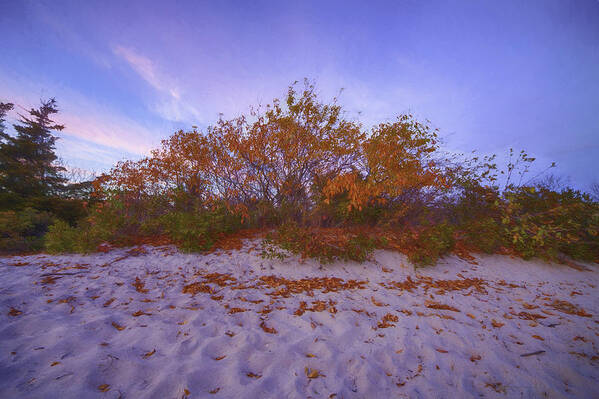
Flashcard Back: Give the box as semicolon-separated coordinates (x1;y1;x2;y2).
95;80;446;226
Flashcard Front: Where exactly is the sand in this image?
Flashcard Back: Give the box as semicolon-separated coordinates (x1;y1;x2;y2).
1;241;598;398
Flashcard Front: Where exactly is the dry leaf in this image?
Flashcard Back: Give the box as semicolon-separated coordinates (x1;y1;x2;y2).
8;307;22;316
111;322;125;331
491;319;504;328
371;296;387;307
98;384;110;392
259;321;277;334
425;300;460;312
132;310;152;317
143;349;156;359
305;367;323;378
132;277;149;293
103;298;115;307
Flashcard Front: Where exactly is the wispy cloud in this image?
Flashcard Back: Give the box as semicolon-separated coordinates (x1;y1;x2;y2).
113;46;165;92
113;45;202;123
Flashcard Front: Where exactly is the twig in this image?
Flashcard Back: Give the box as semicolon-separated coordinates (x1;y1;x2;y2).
520;350;545;357
40;272;89;277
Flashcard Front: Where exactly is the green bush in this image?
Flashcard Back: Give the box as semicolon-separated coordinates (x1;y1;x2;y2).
461;217;505;254
0;208;54;253
158;212;213;252
262;222;380;263
406;223;455;267
45;219;114;254
45;220;79;253
500;187;599;262
153;207;244;252
345;233;380;262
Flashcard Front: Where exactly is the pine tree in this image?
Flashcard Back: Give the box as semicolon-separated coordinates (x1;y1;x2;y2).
0;99;67;209
0;102;13;139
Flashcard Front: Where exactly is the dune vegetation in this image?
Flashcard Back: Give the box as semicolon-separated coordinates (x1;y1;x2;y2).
2;81;598;266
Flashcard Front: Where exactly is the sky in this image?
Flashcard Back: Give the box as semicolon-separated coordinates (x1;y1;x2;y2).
1;0;598;188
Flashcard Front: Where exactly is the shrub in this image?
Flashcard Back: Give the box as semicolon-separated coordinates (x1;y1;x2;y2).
262;222;380;263
500;187;599;262
157;207;244;252
462;217;505;254
404;223;455;267
0;208;54;253
45;220;79;253
158;212;213;252
32;81;598;267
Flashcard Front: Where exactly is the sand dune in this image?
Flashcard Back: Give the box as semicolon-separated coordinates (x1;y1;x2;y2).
1;241;597;398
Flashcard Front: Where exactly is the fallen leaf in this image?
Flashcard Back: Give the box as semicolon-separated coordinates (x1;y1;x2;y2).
371;296;388;307
132;310;152;317
98;384;110;392
8;307;22;316
132;277;149;293
111;322;125;331
103;298;115;307
305;367;324;378
425;300;460;312
491;319;504;328
259;320;277;334
143;349;156;359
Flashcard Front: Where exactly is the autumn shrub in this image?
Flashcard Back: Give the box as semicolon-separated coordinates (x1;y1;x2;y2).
45;80;597;266
0;208;54;253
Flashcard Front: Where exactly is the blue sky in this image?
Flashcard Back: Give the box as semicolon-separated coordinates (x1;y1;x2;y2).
1;0;598;188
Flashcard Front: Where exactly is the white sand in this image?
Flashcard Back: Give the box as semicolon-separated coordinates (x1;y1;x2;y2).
1;241;598;398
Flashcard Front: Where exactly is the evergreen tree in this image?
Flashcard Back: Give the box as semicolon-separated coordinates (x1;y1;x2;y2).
0;99;67;209
0;102;13;139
